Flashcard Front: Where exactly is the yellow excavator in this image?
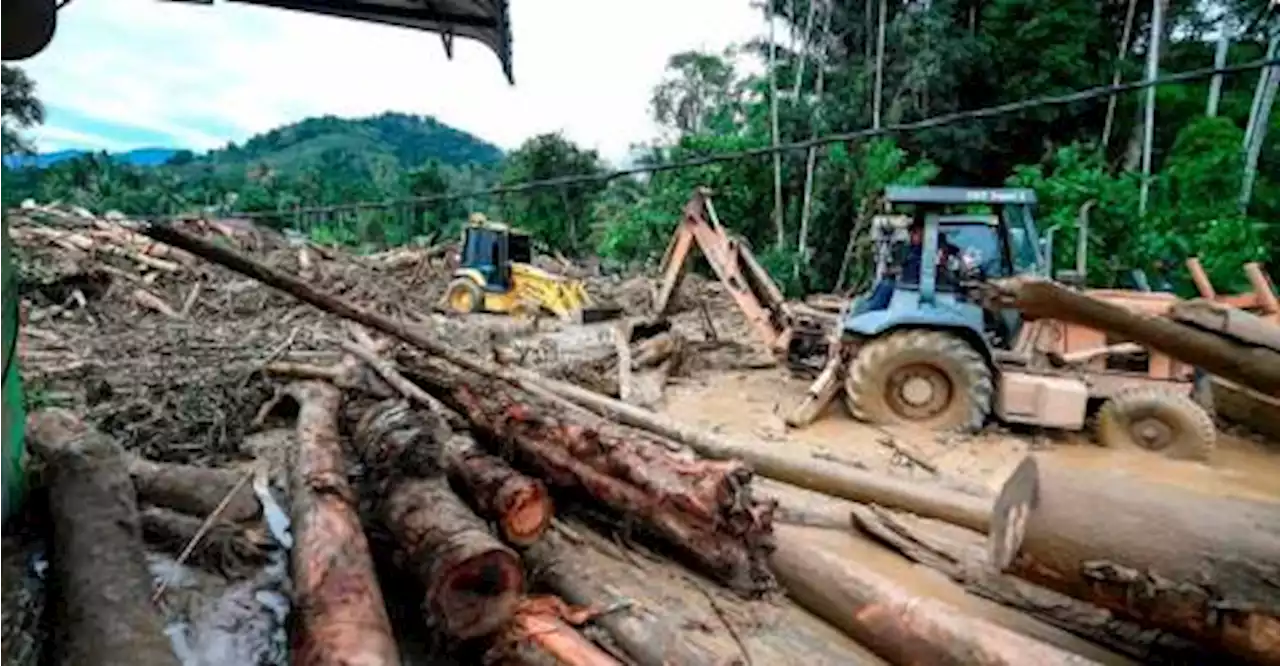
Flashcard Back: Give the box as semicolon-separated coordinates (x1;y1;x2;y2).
442;214;622;323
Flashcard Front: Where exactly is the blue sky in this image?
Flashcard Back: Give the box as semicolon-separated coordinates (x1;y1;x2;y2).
22;0;767;164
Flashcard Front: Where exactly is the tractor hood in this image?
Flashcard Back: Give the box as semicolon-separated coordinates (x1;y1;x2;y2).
227;0;514;83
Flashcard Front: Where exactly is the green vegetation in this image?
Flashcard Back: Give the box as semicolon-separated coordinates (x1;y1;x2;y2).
3;0;1277;295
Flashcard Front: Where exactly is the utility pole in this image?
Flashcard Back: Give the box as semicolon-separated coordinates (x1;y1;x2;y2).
1206;24;1231;117
1101;0;1139;150
767;1;784;248
1240;31;1279;212
1138;0;1164;217
872;0;887;130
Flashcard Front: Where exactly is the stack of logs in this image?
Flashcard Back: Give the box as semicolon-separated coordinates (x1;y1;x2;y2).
18;220;1280;666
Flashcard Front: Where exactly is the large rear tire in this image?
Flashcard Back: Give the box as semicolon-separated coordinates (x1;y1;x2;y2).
1096;388;1215;462
845;330;993;432
444;278;484;314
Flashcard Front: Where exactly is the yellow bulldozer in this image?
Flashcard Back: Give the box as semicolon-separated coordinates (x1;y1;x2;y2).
441;214;622;323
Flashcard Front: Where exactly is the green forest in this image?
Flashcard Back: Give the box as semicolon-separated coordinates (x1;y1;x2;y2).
3;0;1278;297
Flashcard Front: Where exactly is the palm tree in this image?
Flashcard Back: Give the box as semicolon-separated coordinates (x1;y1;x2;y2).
2;65;45;156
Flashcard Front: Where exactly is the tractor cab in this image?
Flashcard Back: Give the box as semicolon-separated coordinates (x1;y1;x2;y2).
458;219;533;292
848;186;1044;351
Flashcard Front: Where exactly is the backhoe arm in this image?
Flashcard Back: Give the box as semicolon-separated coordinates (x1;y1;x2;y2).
652;188;792;353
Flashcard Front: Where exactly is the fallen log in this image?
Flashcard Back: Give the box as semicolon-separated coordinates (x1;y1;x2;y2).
127;457;261;523
26;409;178;666
983;277;1280;396
848;503;1211;662
138;506;268;577
771;523;1098;666
493;596;621;666
1169;298;1280;353
405;357;777;596
530;376;991;532
446;433;554;547
989;455;1280;665
352;400;524;639
283;382;400;666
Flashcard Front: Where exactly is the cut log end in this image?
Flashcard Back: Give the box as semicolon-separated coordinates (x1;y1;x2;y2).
988;455;1038;571
499;480;554;547
431;546;525;639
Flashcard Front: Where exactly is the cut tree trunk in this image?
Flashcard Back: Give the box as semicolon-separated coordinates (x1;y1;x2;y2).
403;357;777;596
984;277;1280;396
1169;299;1280;353
989;455;1280;665
127;457;261;524
493;596;621;666
351;399;524;639
530;376;991;532
26;409;179;666
283;381;400;666
139;506;268;577
446;434;554;547
849;503;1212;663
771;524;1098;666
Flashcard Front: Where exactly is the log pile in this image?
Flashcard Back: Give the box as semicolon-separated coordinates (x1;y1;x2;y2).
10;203;1280;666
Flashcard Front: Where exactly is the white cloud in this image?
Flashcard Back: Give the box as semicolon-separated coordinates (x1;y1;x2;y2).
24;0;765;164
31;125;134;152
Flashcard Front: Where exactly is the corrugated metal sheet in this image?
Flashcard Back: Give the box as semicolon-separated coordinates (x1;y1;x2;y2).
228;0;514;83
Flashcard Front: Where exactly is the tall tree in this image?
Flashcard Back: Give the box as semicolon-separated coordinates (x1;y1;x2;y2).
2;65;45;155
498;133;606;254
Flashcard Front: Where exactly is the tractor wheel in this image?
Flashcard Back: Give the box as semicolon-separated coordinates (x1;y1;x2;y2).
444;279;483;314
844;330;993;432
1096;388;1216;461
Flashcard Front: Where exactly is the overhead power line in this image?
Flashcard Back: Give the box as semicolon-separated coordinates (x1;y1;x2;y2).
220;57;1280;221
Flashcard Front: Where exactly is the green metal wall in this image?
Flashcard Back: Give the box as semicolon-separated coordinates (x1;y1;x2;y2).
3;214;26;524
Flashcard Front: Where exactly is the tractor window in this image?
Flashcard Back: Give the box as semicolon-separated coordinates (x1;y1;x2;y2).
1004;207;1043;275
508;234;532;264
940;225;1008;278
462;229;490;267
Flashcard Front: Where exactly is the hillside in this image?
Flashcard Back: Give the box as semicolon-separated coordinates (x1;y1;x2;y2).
212;112;503;171
2;147;177;169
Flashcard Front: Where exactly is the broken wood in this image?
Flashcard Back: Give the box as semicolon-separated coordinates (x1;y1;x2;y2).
283;381;400;666
138;505;267;577
989;455;1280;665
615;320;634;404
26;409;178;666
530;376;991;532
351;400;524;639
771;523;1097;666
404;357;777;596
984;277;1280;396
493;596;622;666
130;287;179;318
849;503;1211;663
127;457;260;524
446;433;554;547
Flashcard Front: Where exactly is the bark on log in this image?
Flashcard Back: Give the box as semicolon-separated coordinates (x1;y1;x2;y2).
989;455;1280;665
1169;298;1280;353
405;357;777;596
26;409;178;666
984;277;1280;396
849;503;1212;663
138;506;268;577
446;434;554;547
127;457;261;524
531;376;991;532
351;400;524;639
493;596;621;666
383;478;525;639
771;524;1098;666
283;382;400;666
